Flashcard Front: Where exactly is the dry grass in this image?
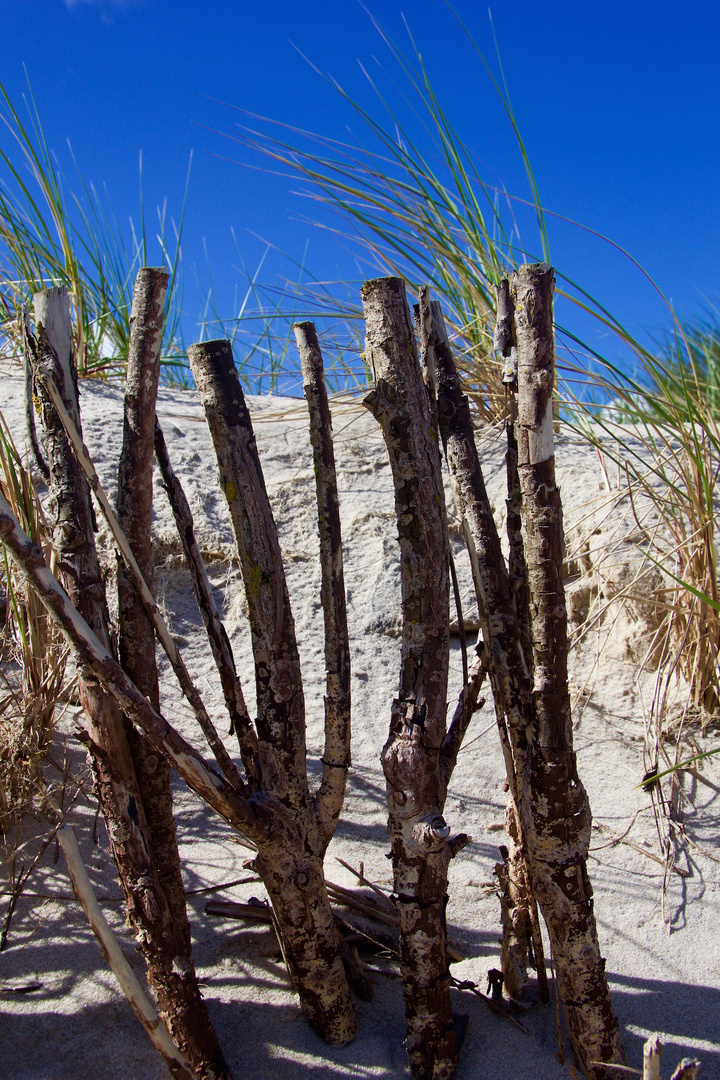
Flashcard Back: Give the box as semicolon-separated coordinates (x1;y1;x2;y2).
0;410;67;832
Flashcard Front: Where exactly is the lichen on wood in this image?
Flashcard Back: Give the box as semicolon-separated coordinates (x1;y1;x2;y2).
189;339;357;1047
29;284;231;1079
362;276;458;1080
504;263;625;1079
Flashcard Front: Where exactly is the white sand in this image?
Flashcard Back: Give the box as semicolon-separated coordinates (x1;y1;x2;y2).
0;374;718;1079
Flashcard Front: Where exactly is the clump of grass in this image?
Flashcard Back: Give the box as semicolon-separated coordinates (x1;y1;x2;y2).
567;324;720;721
229;10;720;721
224;13;549;419
0;78;188;382
0;411;67;830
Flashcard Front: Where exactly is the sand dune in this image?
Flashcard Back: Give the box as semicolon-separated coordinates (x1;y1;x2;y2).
1;374;718;1079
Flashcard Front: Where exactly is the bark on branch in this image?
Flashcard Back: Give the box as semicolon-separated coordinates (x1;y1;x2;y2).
361;277;456;1080
189;339;357;1048
116;269;229;1077
153;418;259;782
505;264;625;1078
420;290;547;1005
58;826;195;1080
0;487;262;840
30;285;231;1079
38;370;243;791
294;321;351;853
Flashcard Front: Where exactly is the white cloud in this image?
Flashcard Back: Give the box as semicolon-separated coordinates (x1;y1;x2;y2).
63;0;143;12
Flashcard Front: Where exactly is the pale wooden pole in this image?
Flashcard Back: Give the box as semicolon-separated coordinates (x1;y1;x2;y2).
58;827;195;1080
421;290;547;1004
116;267;230;1078
505;263;625;1078
30;287;234;1079
643;1035;662;1080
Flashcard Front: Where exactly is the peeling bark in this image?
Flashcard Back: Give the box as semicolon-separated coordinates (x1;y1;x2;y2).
506;263;625;1078
294;321;351;853
361;277;456;1080
495;803;535;1000
439;650;486;796
117;268;229;1079
117;267;166;714
188;340;357;1048
29;286;231;1079
22;307;49;483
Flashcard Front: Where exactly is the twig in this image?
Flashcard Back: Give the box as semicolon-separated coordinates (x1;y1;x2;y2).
593;824;690;877
58;826;194;1080
590;808;652;850
0;491;261;840
295;321;351;852
589;1065;642;1076
449;976;530;1034
334;856;396;912
325;881;398;927
20;307;49;482
205;900;272;922
37;372;244;792
440;647;487;791
154;418;257;780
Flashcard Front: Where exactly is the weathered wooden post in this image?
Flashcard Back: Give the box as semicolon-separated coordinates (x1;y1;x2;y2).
362;277;459;1080
189;339;357;1047
29;283;230;1079
420;290;547;1004
9;319;359;1051
501;263;625;1078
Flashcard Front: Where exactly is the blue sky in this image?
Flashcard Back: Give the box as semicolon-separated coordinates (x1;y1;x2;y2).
1;0;718;388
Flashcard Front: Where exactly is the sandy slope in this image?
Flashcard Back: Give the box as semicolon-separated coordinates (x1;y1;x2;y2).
0;374;718;1079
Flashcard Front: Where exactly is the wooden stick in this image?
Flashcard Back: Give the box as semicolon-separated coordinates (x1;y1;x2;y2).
0;491;262;841
449;975;531;1035
29;287;234;1078
294;321;351;853
117;267;167;713
188;340;306;807
21;307;49;482
423;288;549;1006
188;340;357;1048
325;881;398;927
58;826;194;1080
115;269;231;1079
440;647;487;792
154;417;259;783
670;1058;702;1079
362;276;456;1080
643;1034;662;1080
37;371;244;792
334;856;396;913
507;264;625;1076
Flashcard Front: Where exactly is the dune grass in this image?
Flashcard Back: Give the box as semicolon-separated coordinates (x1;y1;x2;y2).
222;15;547;420
0;77;189;382
0;411;67;831
226;17;720;728
0;20;717;732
